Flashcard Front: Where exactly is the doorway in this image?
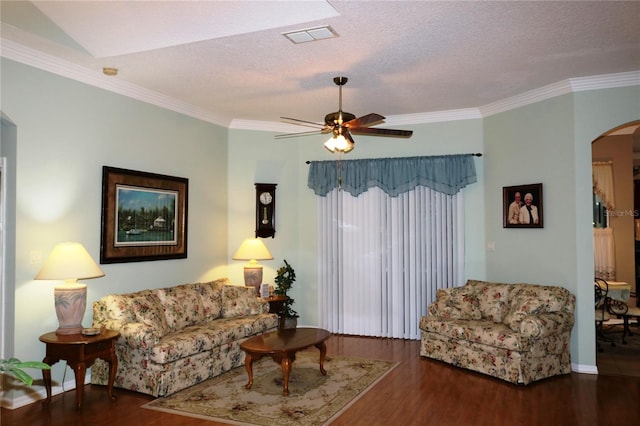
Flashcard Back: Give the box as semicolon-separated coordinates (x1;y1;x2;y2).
591;121;640;302
592;121;640;376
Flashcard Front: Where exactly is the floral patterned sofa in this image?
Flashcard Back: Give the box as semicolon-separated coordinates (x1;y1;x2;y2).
90;278;278;397
419;280;575;385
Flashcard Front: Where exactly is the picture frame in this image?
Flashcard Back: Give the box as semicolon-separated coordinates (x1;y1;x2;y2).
260;283;271;298
503;183;543;228
100;166;188;263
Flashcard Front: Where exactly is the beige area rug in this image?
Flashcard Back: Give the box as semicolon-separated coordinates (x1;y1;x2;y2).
142;351;398;425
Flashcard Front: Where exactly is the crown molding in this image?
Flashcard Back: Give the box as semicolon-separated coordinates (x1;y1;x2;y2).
479;71;640;117
383;109;483;126
229;108;483;132
0;38;229;127
3;38;638;131
570;70;640;92
478;79;574;117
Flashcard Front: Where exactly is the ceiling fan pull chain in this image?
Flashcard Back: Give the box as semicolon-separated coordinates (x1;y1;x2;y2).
338;154;343;191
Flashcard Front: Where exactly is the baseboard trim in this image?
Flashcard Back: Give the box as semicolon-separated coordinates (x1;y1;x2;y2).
0;373;90;410
572;363;598;375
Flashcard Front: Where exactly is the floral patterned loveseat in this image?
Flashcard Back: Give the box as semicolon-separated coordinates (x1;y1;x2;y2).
90;278;278;397
419;280;575;385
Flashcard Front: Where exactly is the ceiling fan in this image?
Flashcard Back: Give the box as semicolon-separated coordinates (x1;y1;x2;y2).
276;77;413;153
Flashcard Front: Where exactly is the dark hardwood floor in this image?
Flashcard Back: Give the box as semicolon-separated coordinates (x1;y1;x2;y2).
2;334;639;426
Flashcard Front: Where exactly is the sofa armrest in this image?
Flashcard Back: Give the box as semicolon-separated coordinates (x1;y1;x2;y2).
517;311;575;338
258;298;270;314
93;318;160;349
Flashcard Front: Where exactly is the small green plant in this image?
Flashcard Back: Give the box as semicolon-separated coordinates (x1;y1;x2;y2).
1;358;51;386
274;259;298;318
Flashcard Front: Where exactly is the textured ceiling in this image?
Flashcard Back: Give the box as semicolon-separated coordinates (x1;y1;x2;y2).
1;1;639;129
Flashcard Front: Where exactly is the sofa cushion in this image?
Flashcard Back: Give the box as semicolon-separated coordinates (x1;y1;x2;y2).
155;284;206;332
95;294;135;322
468;280;513;323
430;287;481;320
194;279;226;321
221;285;263;318
419;317;532;352
503;284;569;331
128;291;169;338
148;314;278;364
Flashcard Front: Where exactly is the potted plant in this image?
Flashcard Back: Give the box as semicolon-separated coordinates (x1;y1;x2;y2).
1;357;50;386
274;259;298;329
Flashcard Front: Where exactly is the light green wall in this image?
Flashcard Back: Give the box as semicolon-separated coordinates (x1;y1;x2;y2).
573;87;640;367
2;55;638;405
484;95;576;282
1;59;228;404
228;119;486;326
483;86;640;368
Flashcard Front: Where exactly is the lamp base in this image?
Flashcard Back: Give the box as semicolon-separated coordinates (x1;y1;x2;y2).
54;282;87;335
244;266;263;295
56;325;83;335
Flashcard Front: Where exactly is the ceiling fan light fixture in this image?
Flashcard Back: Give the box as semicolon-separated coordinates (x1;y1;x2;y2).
324;134;353;153
278;76;411;154
343;141;354;153
323;137;337;153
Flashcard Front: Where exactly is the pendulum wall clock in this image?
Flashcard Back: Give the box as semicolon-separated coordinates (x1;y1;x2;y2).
255;183;276;238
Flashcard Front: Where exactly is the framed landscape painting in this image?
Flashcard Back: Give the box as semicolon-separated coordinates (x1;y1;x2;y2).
100;166;188;263
503;183;543;228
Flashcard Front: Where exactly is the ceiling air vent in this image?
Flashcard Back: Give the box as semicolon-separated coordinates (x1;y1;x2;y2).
282;25;339;44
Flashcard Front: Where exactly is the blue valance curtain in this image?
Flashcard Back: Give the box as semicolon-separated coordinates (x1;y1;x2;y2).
307;154;478;197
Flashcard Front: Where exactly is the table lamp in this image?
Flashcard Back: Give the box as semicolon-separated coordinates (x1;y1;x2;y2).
34;242;105;335
232;238;273;294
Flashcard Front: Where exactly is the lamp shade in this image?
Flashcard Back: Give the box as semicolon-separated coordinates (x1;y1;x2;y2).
232;238;274;261
35;242;105;281
233;238;273;294
35;242;104;335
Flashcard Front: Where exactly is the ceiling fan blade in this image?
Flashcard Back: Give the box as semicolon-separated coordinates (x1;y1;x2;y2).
344;130;356;146
278;77;411;150
345;113;385;129
349;127;413;138
280;116;325;129
275;129;323;139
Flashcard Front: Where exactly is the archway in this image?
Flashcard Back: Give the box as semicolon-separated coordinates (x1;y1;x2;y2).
591;120;640;300
591;120;640;372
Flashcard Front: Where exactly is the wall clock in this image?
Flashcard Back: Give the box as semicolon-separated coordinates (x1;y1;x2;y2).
255;183;276;238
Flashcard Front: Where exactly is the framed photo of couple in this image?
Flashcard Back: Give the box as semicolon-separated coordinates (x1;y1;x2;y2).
503;183;543;228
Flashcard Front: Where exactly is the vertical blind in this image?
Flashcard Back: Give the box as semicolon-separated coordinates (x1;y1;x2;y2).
309;154;477;340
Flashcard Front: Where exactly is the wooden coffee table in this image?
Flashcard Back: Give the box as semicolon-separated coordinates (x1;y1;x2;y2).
240;327;331;396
